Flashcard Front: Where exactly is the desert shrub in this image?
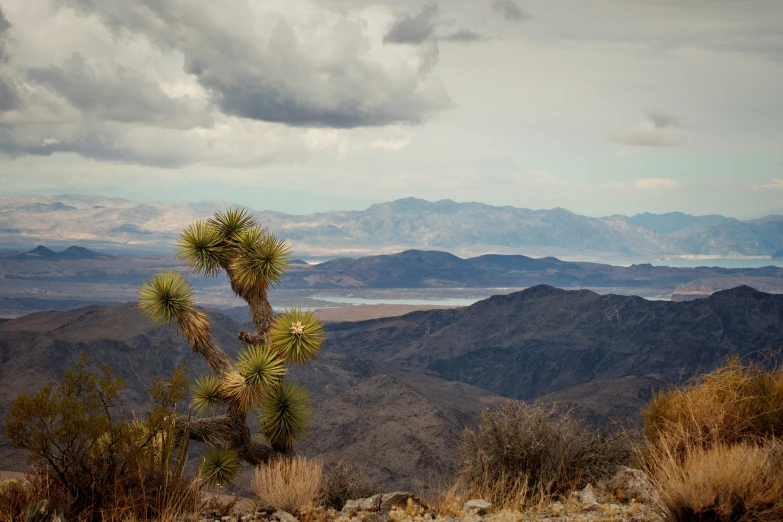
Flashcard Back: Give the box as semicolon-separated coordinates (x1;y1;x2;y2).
642;357;783;458
252;456;323;514
318;460;375;510
2;353;198;521
645;440;783;522
459;401;630;506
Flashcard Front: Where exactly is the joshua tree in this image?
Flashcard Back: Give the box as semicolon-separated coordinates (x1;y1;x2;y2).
138;209;324;484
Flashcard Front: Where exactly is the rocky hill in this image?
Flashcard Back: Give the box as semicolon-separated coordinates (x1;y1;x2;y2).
3;194;783;258
10;245;114;261
325;285;783;408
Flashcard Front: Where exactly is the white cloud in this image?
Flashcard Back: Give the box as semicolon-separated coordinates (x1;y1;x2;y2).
753;179;783;191
0;0;451;167
610;111;686;148
615;178;682;191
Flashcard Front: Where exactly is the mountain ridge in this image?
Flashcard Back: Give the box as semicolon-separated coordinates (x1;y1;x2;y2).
324;284;783;402
2;194;783;258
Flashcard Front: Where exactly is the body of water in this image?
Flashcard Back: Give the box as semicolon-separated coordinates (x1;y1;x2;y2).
588;258;782;269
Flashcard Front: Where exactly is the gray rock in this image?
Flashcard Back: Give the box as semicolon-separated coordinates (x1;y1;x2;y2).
463;499;492;516
343;494;383;513
380;491;416;510
578;483;597;504
271;511;298;522
25;500;65;522
609;466;659;503
362;510;392;522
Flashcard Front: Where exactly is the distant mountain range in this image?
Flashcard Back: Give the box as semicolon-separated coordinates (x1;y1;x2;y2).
4;244;783;321
2;194;783;258
10;245;114;261
280;249;783;291
2;286;782;488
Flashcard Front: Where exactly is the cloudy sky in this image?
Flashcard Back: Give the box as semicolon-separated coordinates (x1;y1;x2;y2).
0;0;781;216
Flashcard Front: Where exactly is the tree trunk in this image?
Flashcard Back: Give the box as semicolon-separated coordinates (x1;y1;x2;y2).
178;408;282;465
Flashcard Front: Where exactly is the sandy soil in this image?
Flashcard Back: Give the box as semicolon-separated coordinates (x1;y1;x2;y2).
314;304;457;323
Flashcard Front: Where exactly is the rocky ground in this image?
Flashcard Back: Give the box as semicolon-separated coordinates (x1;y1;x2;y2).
197;468;661;522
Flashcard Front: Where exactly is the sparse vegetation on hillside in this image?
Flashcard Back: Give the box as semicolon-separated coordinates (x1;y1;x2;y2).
137;209;325;482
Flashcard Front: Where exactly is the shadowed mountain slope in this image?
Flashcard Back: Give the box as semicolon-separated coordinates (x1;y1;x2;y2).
324;285;783;400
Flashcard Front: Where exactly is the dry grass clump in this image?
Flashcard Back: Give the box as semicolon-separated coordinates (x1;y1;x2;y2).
642;358;783;522
459;401;630;509
253;456;323;514
645;440;783;522
642;356;783;457
318;460;376;510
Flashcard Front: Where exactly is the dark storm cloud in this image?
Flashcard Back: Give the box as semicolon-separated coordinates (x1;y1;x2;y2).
53;0;450;129
647;110;681;129
0;5;18;111
0;6;9;35
0;77;16;111
492;0;527;22
441;29;487;42
0;4;10;61
0;122;192;168
384;2;439;44
26;53;209;128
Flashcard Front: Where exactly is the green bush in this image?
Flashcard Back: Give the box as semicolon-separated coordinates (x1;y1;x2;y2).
3;353;198;520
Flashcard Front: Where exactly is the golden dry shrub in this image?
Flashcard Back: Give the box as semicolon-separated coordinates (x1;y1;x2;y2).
645;440;783;522
642;357;783;458
253;456;323;514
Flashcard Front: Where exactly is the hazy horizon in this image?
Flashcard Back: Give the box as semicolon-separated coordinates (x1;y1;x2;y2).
3;191;780;220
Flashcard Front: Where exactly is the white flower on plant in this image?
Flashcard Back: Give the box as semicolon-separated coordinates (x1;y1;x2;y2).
290;321;305;336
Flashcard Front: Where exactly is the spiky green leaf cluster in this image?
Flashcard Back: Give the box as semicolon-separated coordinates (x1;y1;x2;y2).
231;228;291;292
200;446;241;487
209;208;258;242
221;373;259;412
138;271;194;325
192;375;224;414
237;344;286;391
270;309;325;365
176;220;226;277
258;381;311;451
